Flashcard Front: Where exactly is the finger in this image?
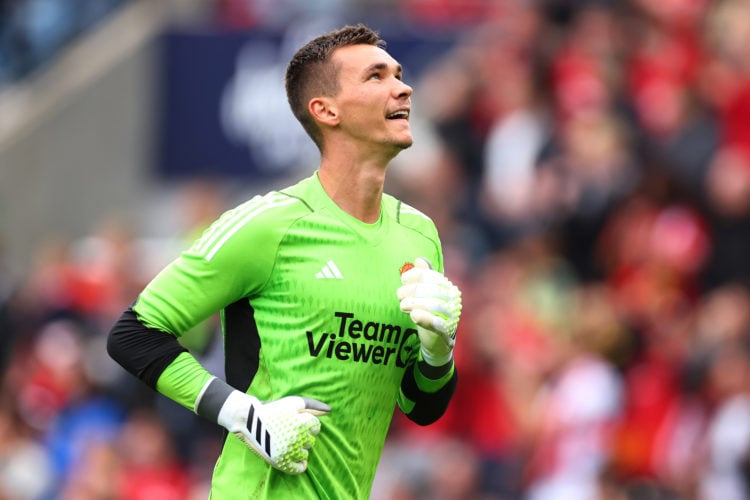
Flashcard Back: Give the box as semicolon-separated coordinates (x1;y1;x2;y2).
398;282;454;303
294;444;311;461
287;460;307;475
398;283;440;304
400;266;428;285
400;296;452;316
302;432;316;450
300;397;331;416
404;285;456;304
297;412;322;435
403;271;451;289
287;445;305;462
410;309;450;335
397;283;416;301
414;257;432;270
279;395;308;413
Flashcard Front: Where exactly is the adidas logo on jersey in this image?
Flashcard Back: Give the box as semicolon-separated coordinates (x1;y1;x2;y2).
316;260;343;279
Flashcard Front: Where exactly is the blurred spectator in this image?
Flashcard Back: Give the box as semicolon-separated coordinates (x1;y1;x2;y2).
477;11;550;248
701;147;750;289
59;409;196;499
700;0;750;160
698;337;750;500
694;283;750;347
523;284;625;500
60;441;122;499
423;438;484;500
412;44;488;247
0;398;53;499
625;0;706;139
117;410;194;499
623;0;719;199
598;196;710;327
547;3;623;124
539;108;640;281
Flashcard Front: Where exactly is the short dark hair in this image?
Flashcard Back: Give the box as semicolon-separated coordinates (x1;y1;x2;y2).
285;24;385;150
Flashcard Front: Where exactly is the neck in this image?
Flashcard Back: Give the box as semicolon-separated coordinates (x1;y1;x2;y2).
318;144;393;224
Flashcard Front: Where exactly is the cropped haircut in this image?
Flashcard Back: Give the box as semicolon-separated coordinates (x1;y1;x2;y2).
285;24;385;150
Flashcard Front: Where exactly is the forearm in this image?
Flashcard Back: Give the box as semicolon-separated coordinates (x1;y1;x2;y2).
108;307;220;412
398;355;457;426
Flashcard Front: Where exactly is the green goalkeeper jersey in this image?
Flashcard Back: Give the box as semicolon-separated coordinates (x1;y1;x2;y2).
132;172;445;499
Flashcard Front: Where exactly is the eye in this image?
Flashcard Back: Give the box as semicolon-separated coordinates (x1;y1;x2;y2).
368;72;381;80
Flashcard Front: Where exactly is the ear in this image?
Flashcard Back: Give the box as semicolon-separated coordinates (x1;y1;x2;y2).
309;97;340;127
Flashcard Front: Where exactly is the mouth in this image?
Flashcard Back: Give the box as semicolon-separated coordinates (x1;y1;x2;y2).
386;109;410;121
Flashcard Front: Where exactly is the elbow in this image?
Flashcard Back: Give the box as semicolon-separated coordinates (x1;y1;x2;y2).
105;307;187;388
107;307;139;367
407;411;443;427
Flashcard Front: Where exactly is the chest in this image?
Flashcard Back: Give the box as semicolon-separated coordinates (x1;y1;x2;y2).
268;217;427;315
251;217;427;370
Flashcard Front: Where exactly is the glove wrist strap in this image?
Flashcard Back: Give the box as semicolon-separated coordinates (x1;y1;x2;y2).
195;377;252;426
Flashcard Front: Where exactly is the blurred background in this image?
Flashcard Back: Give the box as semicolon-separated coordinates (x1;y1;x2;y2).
2;0;750;498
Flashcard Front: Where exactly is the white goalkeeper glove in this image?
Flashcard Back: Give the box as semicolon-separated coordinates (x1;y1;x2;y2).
196;378;330;474
398;257;462;366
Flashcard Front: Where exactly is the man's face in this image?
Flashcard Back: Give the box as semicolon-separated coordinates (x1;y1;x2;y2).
328;44;413;153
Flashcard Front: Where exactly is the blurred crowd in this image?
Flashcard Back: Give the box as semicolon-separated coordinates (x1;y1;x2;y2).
3;0;750;499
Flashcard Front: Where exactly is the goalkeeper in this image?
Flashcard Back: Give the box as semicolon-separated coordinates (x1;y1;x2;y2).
107;23;462;499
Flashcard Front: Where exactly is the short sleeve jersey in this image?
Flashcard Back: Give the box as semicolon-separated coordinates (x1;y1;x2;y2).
132;172;443;499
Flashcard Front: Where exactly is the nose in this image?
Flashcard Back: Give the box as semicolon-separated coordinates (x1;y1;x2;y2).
395;79;413;99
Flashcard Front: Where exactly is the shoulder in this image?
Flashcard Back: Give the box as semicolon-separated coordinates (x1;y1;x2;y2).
190;187;312;262
383;194;437;234
383;194;444;270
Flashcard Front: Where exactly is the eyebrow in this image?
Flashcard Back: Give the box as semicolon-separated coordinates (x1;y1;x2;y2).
363;62;403;78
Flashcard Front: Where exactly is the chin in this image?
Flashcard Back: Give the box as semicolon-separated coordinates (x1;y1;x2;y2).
382;133;413;155
395;133;414;149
